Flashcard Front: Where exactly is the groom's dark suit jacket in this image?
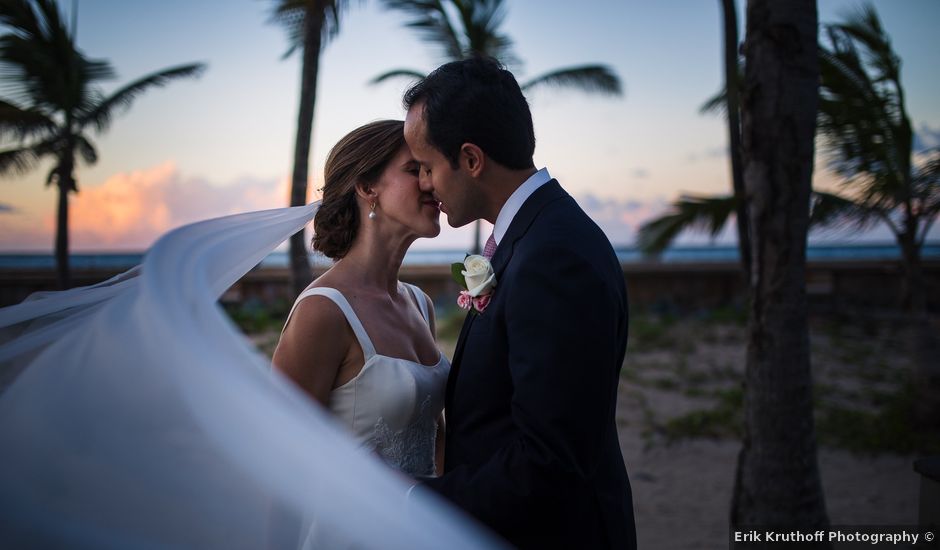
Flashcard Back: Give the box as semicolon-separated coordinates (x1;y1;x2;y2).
425;181;637;549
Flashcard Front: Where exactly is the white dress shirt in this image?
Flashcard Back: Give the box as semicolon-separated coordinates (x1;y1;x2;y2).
492;167;552;245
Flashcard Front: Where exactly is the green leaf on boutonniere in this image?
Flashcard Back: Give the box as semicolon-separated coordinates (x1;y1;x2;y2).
451;262;467;290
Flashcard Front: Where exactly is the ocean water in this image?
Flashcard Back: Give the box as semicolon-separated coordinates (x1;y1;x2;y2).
1;243;938;271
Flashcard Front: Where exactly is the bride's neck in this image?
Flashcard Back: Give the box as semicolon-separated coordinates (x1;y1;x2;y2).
334;230;413;294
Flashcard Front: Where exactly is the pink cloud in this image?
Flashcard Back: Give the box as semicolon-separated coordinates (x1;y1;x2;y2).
574;193;670;246
0;216;51;251
0;162;291;251
5;167;930;254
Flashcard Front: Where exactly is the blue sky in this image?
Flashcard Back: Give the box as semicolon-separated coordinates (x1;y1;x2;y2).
1;0;938;251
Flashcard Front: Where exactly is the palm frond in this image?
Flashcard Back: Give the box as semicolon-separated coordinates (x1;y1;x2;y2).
75;133;98;166
700;90;726;117
912;149;940;240
452;0;515;62
381;0;464;61
0;135;57;176
917;213;938;247
808;190;858;227
636;194;737;255
323;0;348;43
0;0;62;45
0;146;38;175
818;34;905;198
0;0;116;112
699;62;742;118
268;0;349;58
831;3;899;84
77;63;206;133
809;191;899;240
912;149;940;194
368;68;426;86
0;98;57;140
267;2;303;58
916;183;940;245
521;65;622;97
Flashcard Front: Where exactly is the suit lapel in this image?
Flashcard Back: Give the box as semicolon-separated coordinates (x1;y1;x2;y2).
490;180;566;280
445;180;568;406
446;311;475;405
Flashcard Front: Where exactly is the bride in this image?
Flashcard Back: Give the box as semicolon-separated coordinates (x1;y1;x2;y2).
273;119;448;477
0;121;497;549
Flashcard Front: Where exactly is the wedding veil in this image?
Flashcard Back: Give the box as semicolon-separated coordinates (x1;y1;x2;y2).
0;203;501;549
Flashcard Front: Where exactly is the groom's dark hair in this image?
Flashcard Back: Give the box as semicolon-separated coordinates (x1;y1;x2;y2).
404;56;535;170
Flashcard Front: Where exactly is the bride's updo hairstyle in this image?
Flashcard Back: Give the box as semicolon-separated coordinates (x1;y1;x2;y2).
312;119;406;260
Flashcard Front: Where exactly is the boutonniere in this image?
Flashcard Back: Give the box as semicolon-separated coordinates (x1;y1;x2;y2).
451;254;497;314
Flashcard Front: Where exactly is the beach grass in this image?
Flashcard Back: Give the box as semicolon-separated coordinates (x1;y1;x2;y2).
623;309;940;455
230;301;938;455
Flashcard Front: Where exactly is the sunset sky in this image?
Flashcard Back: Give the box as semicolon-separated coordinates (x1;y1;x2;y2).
1;0;938;252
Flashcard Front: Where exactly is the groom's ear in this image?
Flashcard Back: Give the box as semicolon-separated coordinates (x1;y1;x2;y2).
459;143;485;178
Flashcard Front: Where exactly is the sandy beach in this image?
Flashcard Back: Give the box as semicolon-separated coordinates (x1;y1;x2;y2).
615;312;929;549
621;433;919;548
247;308;933;549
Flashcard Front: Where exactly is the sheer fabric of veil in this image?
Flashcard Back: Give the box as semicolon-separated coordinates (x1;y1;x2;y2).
0;203;501;549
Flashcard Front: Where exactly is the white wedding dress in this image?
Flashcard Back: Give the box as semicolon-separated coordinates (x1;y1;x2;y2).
282;285;450;477
0;203;501;549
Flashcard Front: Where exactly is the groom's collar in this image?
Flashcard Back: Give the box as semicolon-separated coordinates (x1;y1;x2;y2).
492;167;552;245
489;178;566;277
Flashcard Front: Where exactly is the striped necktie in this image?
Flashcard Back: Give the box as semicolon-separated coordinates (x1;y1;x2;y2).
483;234;497;260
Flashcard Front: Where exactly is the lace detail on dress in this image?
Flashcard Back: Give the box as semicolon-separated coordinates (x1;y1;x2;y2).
365;394;437;477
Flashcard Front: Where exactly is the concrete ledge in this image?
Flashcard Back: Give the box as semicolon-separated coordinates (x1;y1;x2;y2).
2;259;938;312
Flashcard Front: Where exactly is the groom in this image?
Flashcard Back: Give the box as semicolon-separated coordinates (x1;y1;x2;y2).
404;57;636;549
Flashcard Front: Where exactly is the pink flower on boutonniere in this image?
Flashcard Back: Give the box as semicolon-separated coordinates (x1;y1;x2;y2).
456;290;492;313
457;290;473;310
451;254;497;314
472;293;492;313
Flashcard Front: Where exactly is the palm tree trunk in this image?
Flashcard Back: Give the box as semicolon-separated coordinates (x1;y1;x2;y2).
55;178;70;289
898;230;926;316
54;147;75;290
721;0;750;279
899;231;940;428
288;5;325;298
731;0;829;537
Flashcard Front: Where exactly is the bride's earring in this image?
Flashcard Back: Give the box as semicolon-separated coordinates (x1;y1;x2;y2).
368;201;377;220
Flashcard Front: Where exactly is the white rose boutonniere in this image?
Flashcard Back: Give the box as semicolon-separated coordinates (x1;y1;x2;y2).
461;255;497;297
451;254;497;313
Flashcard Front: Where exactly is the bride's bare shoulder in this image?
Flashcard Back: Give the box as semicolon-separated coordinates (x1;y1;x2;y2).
273;289;356;401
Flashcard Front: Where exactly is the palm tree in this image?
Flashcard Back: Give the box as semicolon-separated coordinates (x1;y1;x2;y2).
641;4;938;318
730;0;830;533
267;0;347;298
812;4;940;427
813;5;939;316
373;0;623;254
0;0;205;289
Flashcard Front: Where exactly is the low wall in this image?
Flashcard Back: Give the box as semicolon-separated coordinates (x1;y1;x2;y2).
383;260;937;313
2;260;938;313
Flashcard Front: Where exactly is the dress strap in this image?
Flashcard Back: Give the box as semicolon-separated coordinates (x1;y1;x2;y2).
402;283;430;325
282;287;377;360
